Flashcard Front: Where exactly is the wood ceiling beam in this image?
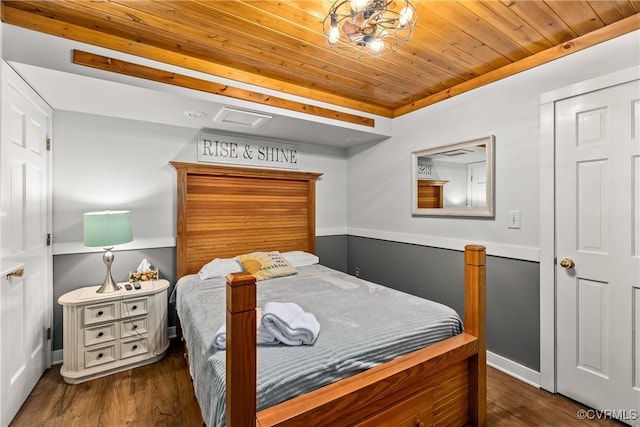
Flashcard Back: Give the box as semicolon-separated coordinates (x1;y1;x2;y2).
72;50;376;127
393;13;640;117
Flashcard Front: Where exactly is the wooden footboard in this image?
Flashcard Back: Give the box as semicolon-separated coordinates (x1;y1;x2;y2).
226;245;486;427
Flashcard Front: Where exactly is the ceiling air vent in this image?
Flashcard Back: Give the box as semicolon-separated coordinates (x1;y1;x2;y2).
213;107;272;128
437;148;475;157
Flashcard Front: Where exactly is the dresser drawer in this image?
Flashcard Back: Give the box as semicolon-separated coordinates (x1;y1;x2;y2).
84;302;117;326
121;317;148;338
85;343;116;368
121;337;149;359
121;297;148;318
84;323;116;347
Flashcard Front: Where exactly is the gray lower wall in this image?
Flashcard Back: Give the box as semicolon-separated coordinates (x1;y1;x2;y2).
316;235;348;273
346;236;540;371
53;235;540;373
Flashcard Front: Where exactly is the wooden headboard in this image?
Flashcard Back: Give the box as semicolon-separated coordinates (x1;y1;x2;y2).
170;162;323;278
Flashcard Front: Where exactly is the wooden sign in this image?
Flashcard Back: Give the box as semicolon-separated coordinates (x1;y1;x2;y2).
197;133;299;169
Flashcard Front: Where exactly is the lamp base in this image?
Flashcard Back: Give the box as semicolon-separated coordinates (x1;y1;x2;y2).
96;248;121;293
96;275;120;293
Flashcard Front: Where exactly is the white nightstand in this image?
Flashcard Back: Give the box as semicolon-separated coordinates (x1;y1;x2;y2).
58;279;170;384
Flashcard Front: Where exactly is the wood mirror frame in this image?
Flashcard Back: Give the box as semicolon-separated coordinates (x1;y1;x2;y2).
411;136;495;217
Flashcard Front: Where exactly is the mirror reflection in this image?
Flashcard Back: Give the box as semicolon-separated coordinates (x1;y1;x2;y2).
412;136;495;217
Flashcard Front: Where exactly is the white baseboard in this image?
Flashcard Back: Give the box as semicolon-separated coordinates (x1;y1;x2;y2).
52;349;63;365
52;325;179;366
487;350;541;388
168;326;177;339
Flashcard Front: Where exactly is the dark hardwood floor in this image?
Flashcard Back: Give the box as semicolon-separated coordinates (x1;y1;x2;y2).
10;339;623;426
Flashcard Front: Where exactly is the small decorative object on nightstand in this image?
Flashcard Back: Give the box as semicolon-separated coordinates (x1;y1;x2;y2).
58;279;170;384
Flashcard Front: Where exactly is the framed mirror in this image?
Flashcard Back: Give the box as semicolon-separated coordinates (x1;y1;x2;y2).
411;135;495;217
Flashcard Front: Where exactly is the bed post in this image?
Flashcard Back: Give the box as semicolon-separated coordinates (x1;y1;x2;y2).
464;244;487;427
226;272;257;427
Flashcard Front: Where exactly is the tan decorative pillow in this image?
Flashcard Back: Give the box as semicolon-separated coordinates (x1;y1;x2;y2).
237;251;298;281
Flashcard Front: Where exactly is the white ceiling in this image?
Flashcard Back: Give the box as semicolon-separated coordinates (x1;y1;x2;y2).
4;25;391;149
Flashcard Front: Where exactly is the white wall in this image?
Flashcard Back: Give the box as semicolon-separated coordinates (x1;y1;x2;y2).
52;111;347;254
347;30;640;261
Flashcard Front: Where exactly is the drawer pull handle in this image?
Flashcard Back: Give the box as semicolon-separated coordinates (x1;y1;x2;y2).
133;325;138;330
97;353;104;359
132;345;138;350
97;332;104;337
132;305;138;310
97;311;103;316
414;419;424;427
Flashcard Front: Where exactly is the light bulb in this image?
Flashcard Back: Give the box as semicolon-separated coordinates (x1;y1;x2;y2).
350;0;372;11
328;26;340;44
368;38;384;53
398;6;413;27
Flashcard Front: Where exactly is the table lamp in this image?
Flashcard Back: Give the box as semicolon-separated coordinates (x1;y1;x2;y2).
84;210;133;293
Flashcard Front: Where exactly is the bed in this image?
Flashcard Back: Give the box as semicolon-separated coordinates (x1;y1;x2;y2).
170;161;486;427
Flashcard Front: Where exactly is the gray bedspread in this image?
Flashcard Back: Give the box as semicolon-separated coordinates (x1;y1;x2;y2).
175;264;463;427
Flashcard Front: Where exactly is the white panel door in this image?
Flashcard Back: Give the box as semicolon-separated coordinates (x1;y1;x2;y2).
556;79;640;424
466;161;486;208
0;62;52;427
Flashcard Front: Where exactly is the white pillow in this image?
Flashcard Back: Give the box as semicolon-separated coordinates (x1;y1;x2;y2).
198;258;243;280
282;251;319;267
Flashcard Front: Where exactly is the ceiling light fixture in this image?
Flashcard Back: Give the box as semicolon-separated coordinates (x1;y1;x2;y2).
323;0;417;59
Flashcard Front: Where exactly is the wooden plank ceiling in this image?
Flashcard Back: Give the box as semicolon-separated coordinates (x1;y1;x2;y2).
2;1;639;120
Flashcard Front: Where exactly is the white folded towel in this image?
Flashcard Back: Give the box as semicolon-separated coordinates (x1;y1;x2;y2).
212;308;277;350
261;302;320;346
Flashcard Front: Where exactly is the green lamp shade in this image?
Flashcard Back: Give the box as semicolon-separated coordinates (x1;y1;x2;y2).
84;210;133;248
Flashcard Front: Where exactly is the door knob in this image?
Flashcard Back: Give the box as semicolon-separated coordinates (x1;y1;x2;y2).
560;257;575;269
5;268;24;280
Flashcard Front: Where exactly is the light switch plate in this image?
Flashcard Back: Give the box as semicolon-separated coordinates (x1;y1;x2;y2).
508;210;521;229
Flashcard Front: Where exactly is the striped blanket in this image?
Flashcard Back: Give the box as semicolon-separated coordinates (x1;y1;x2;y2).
175;264;463;427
